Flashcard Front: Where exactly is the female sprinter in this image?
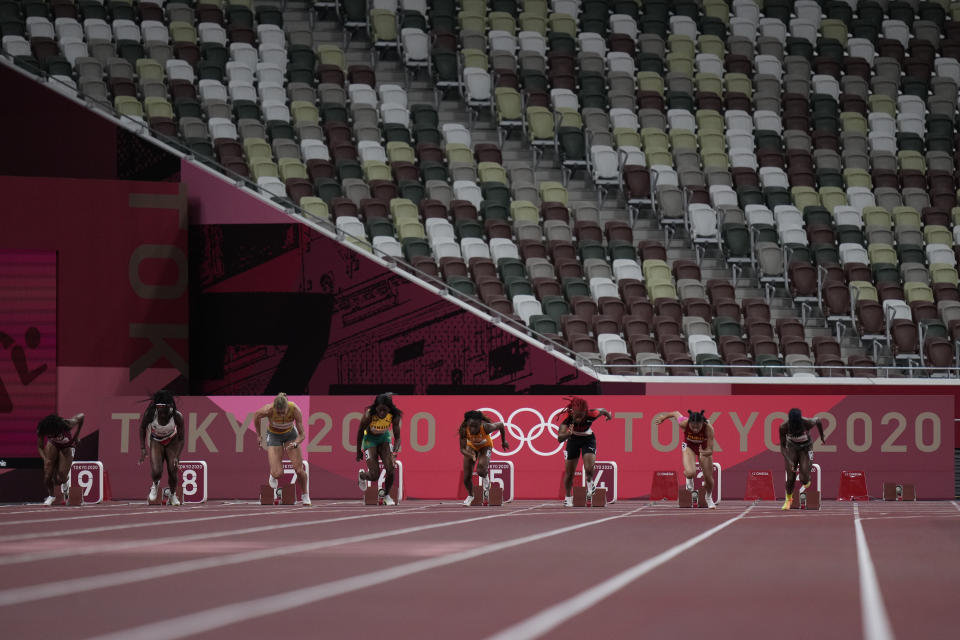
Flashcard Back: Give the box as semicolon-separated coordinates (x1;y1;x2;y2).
138;390;185;505
779;408;825;510
37;413;84;505
557;397;612;507
654;409;717;508
459;410;509;506
254;393;310;506
355;393;402;505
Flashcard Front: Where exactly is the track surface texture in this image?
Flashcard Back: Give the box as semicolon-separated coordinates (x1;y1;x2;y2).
1;499;958;640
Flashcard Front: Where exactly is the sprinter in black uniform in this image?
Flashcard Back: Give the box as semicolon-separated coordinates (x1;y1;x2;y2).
780;408;825;510
557;397;611;507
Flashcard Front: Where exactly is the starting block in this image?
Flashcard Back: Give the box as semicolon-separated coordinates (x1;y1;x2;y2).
362;460;404;505
260;484;295;505
571;486;607;507
364;484;400;505
68;486;83;506
650;470;679;501
882;482;916;501
745;471;776;501
838;470;869;501
790;490;821;510
470;484;504;506
148;485;184;506
678;488;707;508
53;485;84;506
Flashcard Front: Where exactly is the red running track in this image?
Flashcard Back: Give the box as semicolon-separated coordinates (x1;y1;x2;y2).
0;499;958;640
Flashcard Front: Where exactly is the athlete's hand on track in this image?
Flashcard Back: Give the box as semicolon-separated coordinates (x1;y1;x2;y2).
501;441;510;450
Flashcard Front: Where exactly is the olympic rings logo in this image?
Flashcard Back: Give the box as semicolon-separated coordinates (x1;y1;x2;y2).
476;407;568;457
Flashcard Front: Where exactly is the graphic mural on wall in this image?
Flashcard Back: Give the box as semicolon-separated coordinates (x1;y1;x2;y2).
182;162;595;396
0;176;188;465
76;394;955;501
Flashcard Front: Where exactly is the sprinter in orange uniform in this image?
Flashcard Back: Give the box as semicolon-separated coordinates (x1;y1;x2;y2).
459;410;509;506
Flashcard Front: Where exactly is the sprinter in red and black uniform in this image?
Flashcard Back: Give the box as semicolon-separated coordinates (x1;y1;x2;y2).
654;409;717;508
37;413;84;505
557;397;611;507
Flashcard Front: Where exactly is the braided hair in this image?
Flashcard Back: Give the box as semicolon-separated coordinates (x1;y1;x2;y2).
150;390;177;411
37;414;68;437
563;396;590;415
786;408;804;434
146;390;177;423
368;392;402;418
463;410;487;422
687;409;707;424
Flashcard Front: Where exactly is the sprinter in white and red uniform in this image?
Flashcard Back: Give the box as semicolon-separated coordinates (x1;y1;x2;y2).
557;397;612;507
654;409;717;508
138;390;185;505
36;413;84;505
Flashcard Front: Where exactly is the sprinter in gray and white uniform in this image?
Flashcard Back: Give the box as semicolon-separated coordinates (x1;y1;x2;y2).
254;393;310;506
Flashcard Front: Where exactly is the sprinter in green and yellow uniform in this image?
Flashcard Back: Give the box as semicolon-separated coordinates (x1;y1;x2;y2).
355;393;402;505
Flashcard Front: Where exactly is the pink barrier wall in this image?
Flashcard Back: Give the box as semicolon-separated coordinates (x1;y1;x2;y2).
0;251;57;458
0;177;188;462
84;394;955;501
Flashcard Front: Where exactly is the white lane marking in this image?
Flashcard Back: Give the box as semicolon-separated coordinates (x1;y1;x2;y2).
0;509;306;543
484;505;753;640
0;505;436;566
858;515;960;523
952;501;960;513
854;503;896;640
0;509;166;525
83;505;650;640
0;504;545;607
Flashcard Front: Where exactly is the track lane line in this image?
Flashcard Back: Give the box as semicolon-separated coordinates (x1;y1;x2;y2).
82;505;651;640
0;504;436;566
0;508;174;525
854;503;896;640
0;504;544;607
484;505;754;640
0;508;312;543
